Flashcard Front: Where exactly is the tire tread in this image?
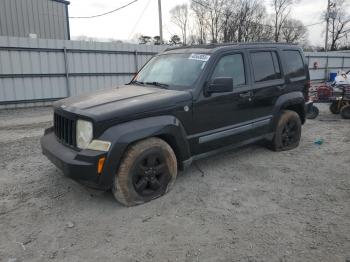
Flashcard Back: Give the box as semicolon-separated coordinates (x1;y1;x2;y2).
112;137;177;206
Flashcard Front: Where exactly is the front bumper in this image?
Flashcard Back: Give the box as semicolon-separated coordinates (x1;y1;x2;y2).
40;131;111;190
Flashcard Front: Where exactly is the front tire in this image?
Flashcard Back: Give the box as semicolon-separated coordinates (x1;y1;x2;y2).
112;137;177;206
269;110;302;152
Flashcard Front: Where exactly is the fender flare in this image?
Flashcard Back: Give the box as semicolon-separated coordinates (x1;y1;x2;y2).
97;115;191;187
271;91;306;127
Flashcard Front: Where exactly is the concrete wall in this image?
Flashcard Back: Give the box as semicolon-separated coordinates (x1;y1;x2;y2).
0;0;70;40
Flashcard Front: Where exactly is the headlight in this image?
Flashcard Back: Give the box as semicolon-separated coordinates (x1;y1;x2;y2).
76;119;93;149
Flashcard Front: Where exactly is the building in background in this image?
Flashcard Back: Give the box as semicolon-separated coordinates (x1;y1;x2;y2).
0;0;70;40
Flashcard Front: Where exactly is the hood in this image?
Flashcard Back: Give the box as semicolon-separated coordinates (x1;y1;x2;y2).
54;85;192;122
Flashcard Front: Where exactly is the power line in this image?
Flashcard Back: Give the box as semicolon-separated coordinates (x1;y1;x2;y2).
303;22;326;28
70;0;139;19
191;0;324;29
128;0;152;39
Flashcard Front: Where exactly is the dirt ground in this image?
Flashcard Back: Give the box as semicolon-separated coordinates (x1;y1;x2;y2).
0;104;349;262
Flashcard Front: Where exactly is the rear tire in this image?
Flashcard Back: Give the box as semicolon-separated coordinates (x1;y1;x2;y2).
306;105;319;119
330;102;340;114
340;105;350;119
112;137;177;206
269;110;302;152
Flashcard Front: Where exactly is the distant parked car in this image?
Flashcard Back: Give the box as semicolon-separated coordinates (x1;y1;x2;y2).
41;43;311;206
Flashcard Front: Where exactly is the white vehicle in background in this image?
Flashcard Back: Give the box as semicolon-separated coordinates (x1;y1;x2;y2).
334;70;350;85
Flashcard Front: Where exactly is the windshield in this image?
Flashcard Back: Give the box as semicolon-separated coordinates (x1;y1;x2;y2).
134;53;210;90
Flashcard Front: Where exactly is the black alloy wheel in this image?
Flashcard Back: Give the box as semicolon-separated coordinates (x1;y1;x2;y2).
281;119;299;147
268;110;302;151
132;152;170;197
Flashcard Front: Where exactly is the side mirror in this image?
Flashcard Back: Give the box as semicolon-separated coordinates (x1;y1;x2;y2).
206;77;233;95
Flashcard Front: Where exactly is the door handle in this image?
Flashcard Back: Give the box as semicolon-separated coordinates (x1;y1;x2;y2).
239;92;252;98
277;85;286;90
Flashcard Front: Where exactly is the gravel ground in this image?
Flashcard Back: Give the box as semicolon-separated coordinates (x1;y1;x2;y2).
0;104;349;262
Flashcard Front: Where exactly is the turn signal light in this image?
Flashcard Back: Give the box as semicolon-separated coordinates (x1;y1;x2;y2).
97;157;106;174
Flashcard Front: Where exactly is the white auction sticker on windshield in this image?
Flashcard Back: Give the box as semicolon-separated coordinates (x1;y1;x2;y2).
189;54;210;62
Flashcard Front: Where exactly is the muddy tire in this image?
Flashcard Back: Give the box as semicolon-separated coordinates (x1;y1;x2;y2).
112;137;177;206
269;110;302;152
340;105;350;119
330;102;340;114
306;105;319;119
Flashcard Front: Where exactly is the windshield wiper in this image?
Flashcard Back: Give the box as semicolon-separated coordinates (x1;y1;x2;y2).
129;80;145;86
145;82;169;89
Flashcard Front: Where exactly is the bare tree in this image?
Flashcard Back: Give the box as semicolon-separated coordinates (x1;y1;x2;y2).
221;0;273;43
239;0;272;42
183;0;306;45
187;34;199;45
190;0;209;44
170;4;189;45
221;1;236;42
207;0;226;43
327;0;350;50
281;19;307;43
271;0;297;42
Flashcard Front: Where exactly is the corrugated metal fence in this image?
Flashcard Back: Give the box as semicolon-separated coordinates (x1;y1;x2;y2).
305;52;350;81
0;36;166;108
1;36;350;108
0;0;70;40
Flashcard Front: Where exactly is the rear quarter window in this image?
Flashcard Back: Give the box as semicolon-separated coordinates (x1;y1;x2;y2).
283;50;306;78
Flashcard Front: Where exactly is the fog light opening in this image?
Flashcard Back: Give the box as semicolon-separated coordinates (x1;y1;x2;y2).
97;157;106;175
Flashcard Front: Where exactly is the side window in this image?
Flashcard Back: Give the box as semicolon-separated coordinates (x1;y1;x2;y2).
283;50;306;78
211;54;246;86
251;51;282;82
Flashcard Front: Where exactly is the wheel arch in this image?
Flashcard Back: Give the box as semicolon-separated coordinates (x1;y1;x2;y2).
283;103;306;124
97;115;191;187
156;133;188;170
272;91;306;126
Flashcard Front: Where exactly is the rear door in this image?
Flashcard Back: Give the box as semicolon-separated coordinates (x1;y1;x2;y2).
247;49;286;135
280;49;309;99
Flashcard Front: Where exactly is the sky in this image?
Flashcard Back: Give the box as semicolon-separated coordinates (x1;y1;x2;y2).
68;0;330;46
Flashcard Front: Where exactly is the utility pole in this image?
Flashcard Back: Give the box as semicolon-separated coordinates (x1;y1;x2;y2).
158;0;163;44
325;0;331;52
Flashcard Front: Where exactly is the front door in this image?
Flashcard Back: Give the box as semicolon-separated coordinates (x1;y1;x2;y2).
190;51;256;154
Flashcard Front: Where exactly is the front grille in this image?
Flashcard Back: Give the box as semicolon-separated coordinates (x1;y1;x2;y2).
54;113;76;146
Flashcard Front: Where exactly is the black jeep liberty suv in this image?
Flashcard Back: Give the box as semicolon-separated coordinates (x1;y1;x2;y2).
41;43;311;206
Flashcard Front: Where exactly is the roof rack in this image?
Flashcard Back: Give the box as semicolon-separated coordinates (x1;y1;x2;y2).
165;42;297;51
